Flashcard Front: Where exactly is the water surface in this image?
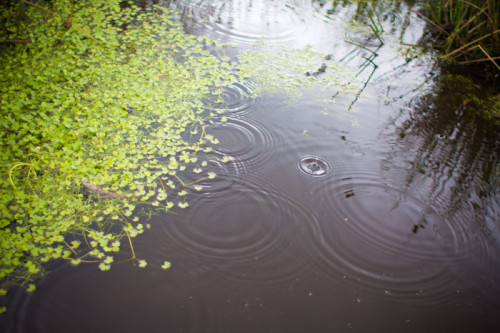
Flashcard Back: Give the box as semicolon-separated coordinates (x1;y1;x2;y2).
2;1;499;332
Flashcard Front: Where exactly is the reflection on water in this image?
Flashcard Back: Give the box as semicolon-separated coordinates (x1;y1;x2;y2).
2;1;500;333
169;0;308;46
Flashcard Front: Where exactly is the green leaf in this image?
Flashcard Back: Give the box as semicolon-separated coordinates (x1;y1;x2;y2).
161;261;171;270
0;0;236;292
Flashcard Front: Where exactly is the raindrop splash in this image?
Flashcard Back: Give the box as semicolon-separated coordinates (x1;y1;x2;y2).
298;156;330;176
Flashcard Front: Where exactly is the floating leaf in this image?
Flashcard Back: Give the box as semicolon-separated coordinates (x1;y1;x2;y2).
0;0;235;292
99;263;110;271
71;258;82;265
104;256;113;264
70;240;81;249
178;202;189;209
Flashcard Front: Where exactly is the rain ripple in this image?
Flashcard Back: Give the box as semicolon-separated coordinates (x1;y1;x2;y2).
302;170;481;309
157;180;315;284
170;0;305;46
203;82;258;115
204;116;281;172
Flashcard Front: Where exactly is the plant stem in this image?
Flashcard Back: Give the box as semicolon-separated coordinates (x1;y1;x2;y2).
441;29;500;59
125;230;136;259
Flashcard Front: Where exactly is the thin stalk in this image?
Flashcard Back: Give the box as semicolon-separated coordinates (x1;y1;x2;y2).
8;163;35;190
63;241;79;256
345;39;379;57
459;56;500;64
415;11;451;38
125;230;136;259
487;0;499;50
445;3;466;52
466;20;487;39
16;0;24;37
174;173;211;187
348;56;378;111
441;29;500;59
81;229;91;248
451;4;487;44
476;44;500;70
460;0;482;11
365;6;384;45
173;174;187;187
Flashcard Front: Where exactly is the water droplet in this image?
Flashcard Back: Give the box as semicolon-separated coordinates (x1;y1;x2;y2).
298;156;329;176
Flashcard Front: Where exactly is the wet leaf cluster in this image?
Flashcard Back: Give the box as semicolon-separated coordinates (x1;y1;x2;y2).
0;0;234;299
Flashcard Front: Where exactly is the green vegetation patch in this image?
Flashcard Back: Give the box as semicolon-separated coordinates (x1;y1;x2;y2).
0;0;235;296
238;39;363;102
422;0;500;73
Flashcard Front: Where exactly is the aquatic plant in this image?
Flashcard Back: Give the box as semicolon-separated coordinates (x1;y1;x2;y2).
237;39;363;102
0;0;234;300
421;0;500;73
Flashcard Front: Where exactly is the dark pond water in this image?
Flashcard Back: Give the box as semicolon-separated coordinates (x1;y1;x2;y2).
2;1;500;332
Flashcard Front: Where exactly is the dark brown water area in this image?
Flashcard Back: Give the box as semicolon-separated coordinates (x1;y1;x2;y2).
2;1;499;332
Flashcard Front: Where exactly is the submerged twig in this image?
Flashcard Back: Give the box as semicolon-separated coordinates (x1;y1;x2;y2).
0;39;31;44
81;181;129;199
